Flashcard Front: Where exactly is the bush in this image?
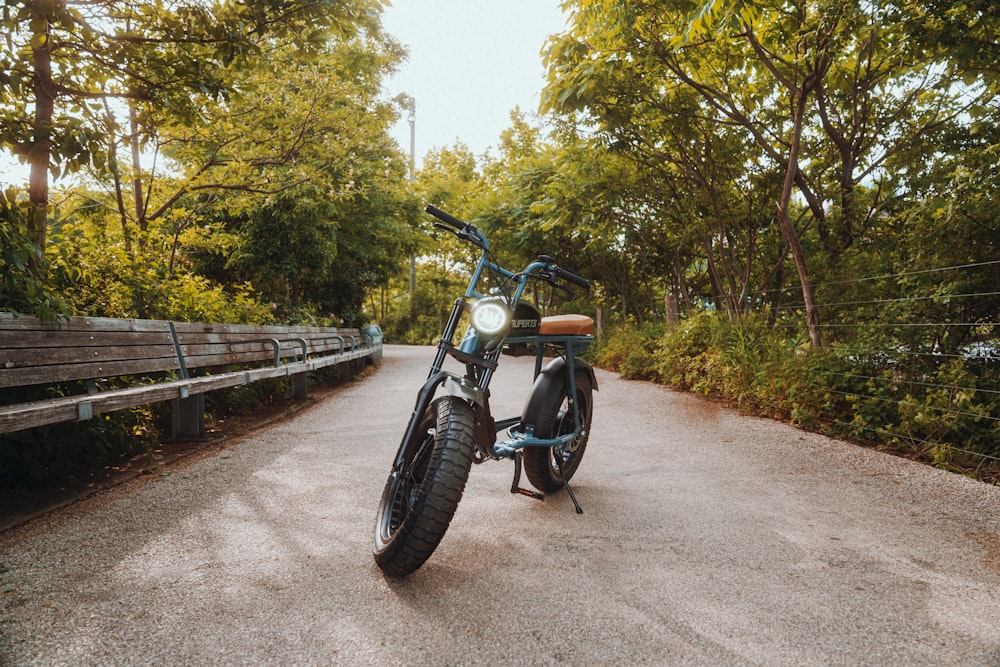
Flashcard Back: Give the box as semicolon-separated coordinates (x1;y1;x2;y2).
653;311;720;394
0;386;157;486
0;189;73;320
594;320;664;380
595;311;999;481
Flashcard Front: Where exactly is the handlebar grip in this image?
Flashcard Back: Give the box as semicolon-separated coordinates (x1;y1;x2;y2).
425;205;466;230
554;266;591;290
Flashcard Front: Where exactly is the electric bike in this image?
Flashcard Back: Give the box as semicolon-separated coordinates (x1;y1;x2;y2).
373;205;598;577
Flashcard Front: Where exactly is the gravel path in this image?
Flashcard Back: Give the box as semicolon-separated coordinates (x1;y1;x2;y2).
2;344;999;665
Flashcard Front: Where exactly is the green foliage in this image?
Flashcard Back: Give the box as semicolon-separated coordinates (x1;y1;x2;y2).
594;321;666;381
0;189;73;320
205;377;288;418
0;0;388;178
541;0;1000;341
0;5;412;329
1;0;407;320
0;390;157;486
47;217;273;324
163;36;410;327
599;312;999;479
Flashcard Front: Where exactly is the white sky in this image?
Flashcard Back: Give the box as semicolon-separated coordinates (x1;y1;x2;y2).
0;1;569;187
380;0;569;167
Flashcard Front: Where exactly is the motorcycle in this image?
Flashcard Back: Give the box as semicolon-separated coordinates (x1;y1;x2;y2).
373;205;598;577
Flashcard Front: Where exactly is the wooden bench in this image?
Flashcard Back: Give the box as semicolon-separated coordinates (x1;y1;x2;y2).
0;313;381;438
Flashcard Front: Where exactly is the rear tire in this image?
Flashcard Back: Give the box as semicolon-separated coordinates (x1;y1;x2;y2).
373;396;476;577
522;370;593;492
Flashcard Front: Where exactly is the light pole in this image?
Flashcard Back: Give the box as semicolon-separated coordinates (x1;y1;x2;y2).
394;93;417;304
405;96;416;182
394;93;416;181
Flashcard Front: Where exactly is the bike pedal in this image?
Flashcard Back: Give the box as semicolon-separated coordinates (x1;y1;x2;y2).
513;487;545;501
510;451;544;500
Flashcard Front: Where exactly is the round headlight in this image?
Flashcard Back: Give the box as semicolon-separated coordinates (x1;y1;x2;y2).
470;297;511;337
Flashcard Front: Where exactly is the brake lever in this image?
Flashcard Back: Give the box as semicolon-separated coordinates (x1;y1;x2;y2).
434;222;483;249
458;229;486;250
553;282;577;300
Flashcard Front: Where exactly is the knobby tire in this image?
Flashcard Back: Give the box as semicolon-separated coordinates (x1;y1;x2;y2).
373;395;476;577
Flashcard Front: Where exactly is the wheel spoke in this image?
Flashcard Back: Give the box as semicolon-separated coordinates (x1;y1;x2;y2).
386;429;435;535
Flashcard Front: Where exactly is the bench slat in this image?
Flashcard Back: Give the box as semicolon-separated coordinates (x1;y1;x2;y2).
0;313;173;334
0;312;379;434
1;344;178;368
0;353;362;434
0;330;173;349
0;357;183;388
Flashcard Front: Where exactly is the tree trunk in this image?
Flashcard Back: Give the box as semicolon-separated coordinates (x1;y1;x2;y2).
777;84;822;348
104;101;133;255
129;103;147;246
664;293;679;328
27;14;54;261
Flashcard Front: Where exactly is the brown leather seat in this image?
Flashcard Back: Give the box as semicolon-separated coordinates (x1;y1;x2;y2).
538;314;595;336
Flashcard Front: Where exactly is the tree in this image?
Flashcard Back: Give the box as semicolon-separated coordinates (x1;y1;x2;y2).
366;141;487;341
0;0;385;263
473;111;677;323
55;32;411;324
541;0;998;345
478;114;638;320
5;3;414;327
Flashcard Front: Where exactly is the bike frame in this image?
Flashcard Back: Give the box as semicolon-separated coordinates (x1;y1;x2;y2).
399;224;594;464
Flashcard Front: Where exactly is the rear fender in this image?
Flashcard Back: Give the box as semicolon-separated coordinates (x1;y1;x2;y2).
520;357;597;436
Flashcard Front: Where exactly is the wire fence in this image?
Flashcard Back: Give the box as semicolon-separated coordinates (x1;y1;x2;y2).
762;260;1000;475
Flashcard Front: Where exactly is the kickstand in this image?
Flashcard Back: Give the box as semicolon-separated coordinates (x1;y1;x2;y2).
511;451;545;501
555;454;584;514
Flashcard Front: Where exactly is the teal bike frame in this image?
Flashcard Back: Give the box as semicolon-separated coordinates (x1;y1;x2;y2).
400;206;595;474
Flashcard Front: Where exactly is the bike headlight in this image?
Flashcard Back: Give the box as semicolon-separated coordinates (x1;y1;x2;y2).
470;297;511;337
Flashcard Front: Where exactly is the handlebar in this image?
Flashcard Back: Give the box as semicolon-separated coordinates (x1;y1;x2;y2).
553;265;591;290
538;254;590;289
426;205;465;230
426;204;488;250
426;205;591;291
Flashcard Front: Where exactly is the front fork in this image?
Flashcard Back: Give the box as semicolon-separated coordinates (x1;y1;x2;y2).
393;370;486;471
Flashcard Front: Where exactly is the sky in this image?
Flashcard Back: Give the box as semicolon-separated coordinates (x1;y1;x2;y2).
0;1;570;187
379;0;570;167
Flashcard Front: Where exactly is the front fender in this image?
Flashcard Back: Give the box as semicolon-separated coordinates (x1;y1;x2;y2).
408;371;484;427
443;374;485;407
395;371;483;467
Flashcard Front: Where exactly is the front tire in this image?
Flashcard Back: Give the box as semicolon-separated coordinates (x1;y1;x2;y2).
522;370;594;492
373;396;476;577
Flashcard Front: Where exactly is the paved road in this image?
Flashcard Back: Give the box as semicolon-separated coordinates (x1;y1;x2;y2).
2;344;999;666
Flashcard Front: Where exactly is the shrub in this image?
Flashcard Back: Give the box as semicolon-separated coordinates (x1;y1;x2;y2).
594;320;664;380
595;311;999;481
0;387;157;486
0;189;74;320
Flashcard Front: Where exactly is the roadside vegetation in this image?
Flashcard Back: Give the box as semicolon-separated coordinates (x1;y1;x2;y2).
2;0;998;484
